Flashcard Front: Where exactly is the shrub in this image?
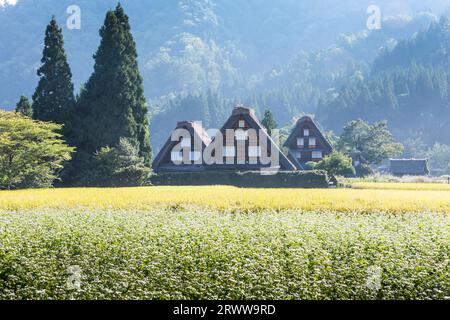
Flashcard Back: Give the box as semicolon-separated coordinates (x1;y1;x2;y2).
92;138;151;187
355;163;373;177
316;151;355;177
151;170;329;188
304;161;318;170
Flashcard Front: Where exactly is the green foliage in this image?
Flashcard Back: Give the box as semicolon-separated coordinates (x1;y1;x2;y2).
355;163;373;178
61;4;153;186
0;1;438;108
427;143;450;173
15;96;32;117
92;138;151;187
32;17;75;124
304;161;318;170
2;2;448;158
373;17;450;74
316;151;355;177
1;3;446;152
323;130;338;148
75;5;151;165
0;208;447;300
320;62;450;147
403;137;427;158
261;109;278;136
0;110;74;190
337;119;403;164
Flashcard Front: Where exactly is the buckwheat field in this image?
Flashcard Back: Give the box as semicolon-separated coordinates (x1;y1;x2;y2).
0;184;449;300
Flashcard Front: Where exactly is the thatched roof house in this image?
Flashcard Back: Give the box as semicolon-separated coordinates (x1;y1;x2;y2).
152;121;211;173
152;106;296;172
284;116;333;170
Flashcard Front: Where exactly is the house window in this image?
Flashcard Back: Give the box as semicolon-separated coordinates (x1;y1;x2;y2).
171;150;183;162
312;151;323;159
304;128;310;136
180;137;190;148
239;120;245;128
297;137;304;147
235;129;247;141
249;146;261;157
309;137;316;147
297;151;302;159
223;146;236;157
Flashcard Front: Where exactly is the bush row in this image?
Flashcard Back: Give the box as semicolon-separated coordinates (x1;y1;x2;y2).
150;170;330;188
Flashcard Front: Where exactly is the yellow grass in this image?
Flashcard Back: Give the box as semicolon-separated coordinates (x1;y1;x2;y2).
0;185;449;213
351;182;450;191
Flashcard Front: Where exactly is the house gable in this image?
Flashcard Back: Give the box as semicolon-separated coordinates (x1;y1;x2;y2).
152;106;297;172
212;106;296;171
284;116;333;169
152;121;211;173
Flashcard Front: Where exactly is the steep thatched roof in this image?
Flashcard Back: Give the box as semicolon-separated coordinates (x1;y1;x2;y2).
218;106;296;171
152;121;211;171
284;116;333;151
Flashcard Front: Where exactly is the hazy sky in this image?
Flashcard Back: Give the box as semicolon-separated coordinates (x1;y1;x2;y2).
0;0;17;7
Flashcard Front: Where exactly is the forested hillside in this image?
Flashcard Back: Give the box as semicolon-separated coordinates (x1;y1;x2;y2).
1;0;445;103
318;18;450;147
151;12;444;151
1;0;450;151
372;17;450;74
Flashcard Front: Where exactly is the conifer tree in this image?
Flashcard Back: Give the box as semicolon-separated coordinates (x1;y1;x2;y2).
15;96;32;117
32;17;75;124
78;4;151;165
115;4;152;163
261;109;278;136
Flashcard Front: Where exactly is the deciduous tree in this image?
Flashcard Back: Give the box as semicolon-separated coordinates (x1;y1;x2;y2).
0;110;74;190
337;119;403;164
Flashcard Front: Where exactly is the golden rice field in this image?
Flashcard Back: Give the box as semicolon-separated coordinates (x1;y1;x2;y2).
0;183;449;213
351;182;450;191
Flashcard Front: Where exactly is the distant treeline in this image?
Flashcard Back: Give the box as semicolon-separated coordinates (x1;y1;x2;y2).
318;63;450;146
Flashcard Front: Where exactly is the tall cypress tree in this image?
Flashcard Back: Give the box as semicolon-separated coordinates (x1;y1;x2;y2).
78;4;151;164
115;4;151;163
32;16;75;124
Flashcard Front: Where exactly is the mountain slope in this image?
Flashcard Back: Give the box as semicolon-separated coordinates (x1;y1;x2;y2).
1;0;448;107
318;19;450;146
